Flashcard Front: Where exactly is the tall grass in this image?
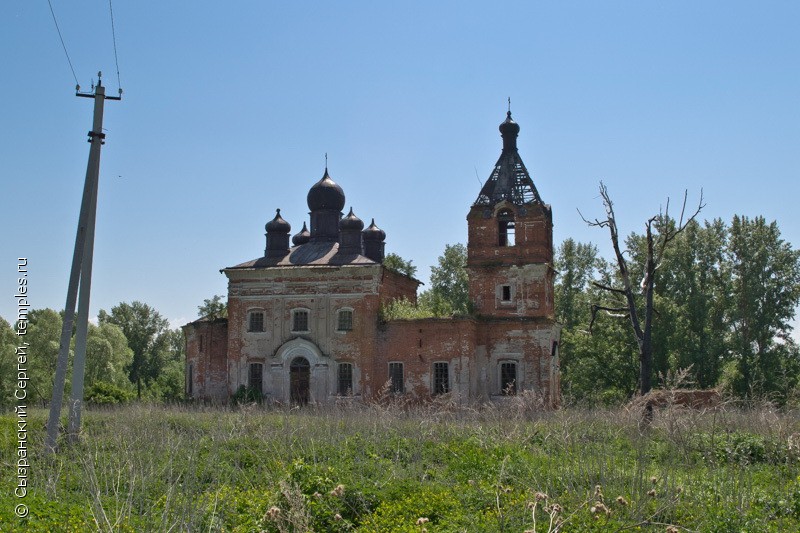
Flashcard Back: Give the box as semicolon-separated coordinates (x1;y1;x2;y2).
1;398;798;532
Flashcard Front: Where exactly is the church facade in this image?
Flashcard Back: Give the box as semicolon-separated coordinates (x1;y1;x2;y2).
183;111;561;406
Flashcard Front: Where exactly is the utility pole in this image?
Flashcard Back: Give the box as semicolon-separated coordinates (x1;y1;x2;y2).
46;73;121;453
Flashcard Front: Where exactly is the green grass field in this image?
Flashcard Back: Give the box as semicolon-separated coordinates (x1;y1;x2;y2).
2;398;799;532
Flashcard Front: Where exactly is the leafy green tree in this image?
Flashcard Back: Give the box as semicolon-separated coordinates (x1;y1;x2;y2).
85;322;134;388
98;301;171;399
0;317;17;404
559;258;640;403
725;215;800;398
424;243;471;316
383;253;418;278
627;219;729;388
21;308;64;403
198;295;227;319
554;239;599;329
148;328;186;402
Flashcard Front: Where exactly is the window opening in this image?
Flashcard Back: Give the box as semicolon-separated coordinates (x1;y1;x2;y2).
338;362;354;395
388;362;404;393
337;309;353;332
292;310;309;332
433;362;449;395
501;285;512;302
498;209;516;247
249;362;264;393
248;311;265;332
500;362;517;395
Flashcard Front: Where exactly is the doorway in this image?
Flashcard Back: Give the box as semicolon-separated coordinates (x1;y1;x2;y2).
290;357;310;405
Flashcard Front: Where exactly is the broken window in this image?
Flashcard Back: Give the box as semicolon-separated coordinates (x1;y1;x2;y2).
388;362;404;393
249;362;263;393
498;209;516;247
187;363;193;395
338;362;354;395
337;309;353;332
500;361;517;395
433;362;449;395
248;311;265;332
292;309;309;332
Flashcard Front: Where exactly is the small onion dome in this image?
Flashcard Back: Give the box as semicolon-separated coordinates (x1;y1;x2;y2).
363;218;386;241
265;208;291;233
339;207;364;231
292;221;311;245
499;110;520;137
307;168;345;211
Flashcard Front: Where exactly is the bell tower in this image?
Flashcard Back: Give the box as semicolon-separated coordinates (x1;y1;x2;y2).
467;110;555;318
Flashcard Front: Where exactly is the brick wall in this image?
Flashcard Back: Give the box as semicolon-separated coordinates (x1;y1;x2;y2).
377;318;477;402
183;318;228;401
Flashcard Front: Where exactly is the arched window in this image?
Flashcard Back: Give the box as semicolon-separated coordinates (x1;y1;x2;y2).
498;209;515;247
336;308;354;332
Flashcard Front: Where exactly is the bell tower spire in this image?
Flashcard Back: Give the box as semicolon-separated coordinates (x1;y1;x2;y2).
466;108;554;318
474;109;542;206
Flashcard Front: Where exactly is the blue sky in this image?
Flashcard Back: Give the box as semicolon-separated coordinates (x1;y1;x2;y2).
1;1;799;332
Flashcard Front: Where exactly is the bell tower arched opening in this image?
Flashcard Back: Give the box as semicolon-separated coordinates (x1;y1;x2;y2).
498;209;516;246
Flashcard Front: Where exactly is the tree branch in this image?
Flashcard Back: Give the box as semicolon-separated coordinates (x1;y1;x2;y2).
589;303;631;334
592;281;626;295
655;188;706;262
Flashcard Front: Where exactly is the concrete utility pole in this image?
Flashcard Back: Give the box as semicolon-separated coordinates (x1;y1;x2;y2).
46;73;121;453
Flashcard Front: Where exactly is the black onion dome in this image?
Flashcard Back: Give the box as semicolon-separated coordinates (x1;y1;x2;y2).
499;111;520;137
363;218;386;241
339;207;364;231
292;221;310;245
307;169;345;211
265;208;291;233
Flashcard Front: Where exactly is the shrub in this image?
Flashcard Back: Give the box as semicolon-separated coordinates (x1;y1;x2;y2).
380;297;436;321
85;381;134;405
232;384;263;404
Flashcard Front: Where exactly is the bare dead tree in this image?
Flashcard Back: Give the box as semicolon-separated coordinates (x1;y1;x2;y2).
579;182;705;398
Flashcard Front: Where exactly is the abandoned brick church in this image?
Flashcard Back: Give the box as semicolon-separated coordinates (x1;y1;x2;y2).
183;111;561;406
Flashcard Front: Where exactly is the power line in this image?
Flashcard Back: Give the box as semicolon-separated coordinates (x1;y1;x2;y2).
46;0;79;87
108;0;122;92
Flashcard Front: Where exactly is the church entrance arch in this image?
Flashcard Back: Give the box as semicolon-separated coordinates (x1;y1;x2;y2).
290;357;310;405
272;338;327;404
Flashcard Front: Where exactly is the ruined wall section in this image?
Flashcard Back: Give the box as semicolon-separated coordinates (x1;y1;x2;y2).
183;318;229;401
468;263;556;319
477;318;561;406
377;318;477;402
378;268;420;306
